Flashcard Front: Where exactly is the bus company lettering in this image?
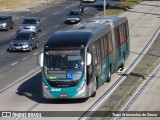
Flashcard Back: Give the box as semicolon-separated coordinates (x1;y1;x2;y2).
51;88;61;92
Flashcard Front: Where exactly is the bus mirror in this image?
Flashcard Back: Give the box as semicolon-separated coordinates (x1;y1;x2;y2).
87;53;92;66
37;53;44;67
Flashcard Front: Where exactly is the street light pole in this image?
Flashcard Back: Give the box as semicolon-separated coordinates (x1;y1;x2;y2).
103;0;106;16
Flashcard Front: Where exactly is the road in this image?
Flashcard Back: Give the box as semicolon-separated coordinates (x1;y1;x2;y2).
0;0;118;90
0;0;160;120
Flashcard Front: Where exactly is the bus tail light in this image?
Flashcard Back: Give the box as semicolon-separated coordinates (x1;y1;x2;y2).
77;81;85;92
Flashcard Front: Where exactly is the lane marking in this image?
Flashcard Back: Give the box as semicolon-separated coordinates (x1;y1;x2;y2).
54;25;60;28
52;12;59;15
85;7;88;10
65;7;69;9
22;57;29;61
33;52;39;56
11;62;18;66
39;33;46;37
41;17;46;21
10;32;15;35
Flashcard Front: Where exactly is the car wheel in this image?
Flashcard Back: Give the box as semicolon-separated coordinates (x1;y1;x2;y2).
36;42;39;48
29;45;32;52
6;26;9;31
11;24;14;29
39;26;42;32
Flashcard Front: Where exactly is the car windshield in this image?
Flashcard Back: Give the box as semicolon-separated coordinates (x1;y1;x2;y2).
0;17;7;21
22;19;36;24
14;33;30;40
70;11;80;15
44;49;84;81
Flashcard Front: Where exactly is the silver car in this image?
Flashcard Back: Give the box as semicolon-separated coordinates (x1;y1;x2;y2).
19;17;42;34
10;31;39;52
66;10;83;24
0;16;14;31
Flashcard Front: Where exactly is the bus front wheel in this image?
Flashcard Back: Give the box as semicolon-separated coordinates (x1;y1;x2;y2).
91;77;97;97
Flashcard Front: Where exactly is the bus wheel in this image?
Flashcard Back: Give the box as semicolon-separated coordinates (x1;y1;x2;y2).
106;70;111;82
91;78;97;97
120;58;125;68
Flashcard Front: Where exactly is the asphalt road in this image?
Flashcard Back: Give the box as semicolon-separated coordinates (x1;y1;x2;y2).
0;0;119;90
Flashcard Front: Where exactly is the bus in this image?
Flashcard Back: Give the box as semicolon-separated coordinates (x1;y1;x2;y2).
37;15;130;99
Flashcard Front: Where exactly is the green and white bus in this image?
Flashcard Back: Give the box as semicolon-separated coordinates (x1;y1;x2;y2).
37;15;130;99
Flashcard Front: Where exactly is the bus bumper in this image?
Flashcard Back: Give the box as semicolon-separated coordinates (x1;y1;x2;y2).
42;83;89;99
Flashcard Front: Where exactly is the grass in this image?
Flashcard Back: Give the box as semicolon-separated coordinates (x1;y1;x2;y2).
0;0;38;9
98;0;142;16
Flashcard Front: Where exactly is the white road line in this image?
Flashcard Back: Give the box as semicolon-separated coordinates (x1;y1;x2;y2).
33;52;39;56
39;33;46;37
22;57;29;61
54;25;60;28
52;12;59;15
85;7;88;10
41;17;47;21
10;32;15;35
65;7;69;9
71;2;79;6
11;62;18;66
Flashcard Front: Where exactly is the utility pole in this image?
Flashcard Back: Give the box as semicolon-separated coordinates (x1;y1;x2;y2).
103;0;106;16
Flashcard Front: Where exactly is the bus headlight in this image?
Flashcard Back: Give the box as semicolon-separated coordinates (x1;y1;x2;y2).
42;82;50;91
77;81;85;92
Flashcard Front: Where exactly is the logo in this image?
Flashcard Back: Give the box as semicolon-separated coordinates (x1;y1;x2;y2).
2;112;11;117
51;88;61;92
66;73;72;79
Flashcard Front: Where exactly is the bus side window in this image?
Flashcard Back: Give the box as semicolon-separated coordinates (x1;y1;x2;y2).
92;42;97;65
115;27;120;48
100;37;105;59
87;45;93;74
120;25;125;44
124;22;129;51
125;21;129;39
96;41;101;64
107;32;113;54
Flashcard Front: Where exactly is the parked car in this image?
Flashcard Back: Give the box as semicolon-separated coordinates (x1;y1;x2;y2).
0;16;14;31
19;17;42;34
66;10;83;24
10;31;39;52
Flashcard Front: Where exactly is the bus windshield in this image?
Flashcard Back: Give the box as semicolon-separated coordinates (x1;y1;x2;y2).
44;49;85;81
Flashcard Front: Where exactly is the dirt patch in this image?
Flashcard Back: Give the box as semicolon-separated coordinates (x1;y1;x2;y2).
0;0;38;9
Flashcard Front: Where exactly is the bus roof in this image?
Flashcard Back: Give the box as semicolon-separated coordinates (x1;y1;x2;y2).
86;15;128;27
45;30;92;49
45;15;127;49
